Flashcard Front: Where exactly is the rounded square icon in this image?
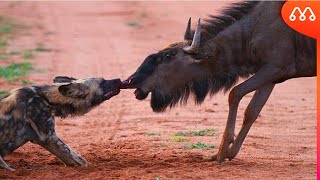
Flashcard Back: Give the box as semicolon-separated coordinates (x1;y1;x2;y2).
282;1;320;39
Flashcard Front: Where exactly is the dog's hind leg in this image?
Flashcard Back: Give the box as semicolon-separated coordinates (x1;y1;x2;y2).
0;156;15;171
40;134;88;167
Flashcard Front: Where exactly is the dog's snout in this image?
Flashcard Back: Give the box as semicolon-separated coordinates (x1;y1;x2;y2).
112;78;121;85
110;78;122;88
102;79;121;90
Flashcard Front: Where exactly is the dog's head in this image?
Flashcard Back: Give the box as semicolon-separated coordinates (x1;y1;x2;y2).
51;76;122;107
43;76;122;117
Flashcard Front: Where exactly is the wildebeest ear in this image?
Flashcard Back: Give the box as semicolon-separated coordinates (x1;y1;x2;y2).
53;76;77;84
58;83;89;98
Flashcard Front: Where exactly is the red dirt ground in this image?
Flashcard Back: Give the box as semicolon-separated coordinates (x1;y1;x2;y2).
0;2;316;180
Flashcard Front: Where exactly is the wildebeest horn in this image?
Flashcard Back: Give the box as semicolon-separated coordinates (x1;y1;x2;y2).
183;18;201;54
184;17;192;40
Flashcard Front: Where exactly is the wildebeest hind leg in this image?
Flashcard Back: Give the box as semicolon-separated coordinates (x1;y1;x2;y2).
213;66;281;163
0;156;15;171
39;134;88;167
228;83;274;160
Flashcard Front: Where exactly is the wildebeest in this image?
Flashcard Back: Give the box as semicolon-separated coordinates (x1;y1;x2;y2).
0;76;121;171
122;1;316;162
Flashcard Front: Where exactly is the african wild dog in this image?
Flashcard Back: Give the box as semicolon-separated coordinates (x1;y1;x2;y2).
122;1;316;162
0;76;121;171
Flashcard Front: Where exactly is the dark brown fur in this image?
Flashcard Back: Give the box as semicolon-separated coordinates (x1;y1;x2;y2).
0;77;121;171
124;1;316;162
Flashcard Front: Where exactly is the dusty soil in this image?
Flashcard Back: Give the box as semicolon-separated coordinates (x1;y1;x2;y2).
0;2;316;180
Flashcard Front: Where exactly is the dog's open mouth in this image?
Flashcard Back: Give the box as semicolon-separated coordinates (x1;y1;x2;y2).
104;89;121;100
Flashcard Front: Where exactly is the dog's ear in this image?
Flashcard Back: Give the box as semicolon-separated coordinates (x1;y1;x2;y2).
58;83;89;98
53;76;77;84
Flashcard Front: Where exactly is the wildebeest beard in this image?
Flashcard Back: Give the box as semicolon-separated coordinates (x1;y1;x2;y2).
150;72;240;112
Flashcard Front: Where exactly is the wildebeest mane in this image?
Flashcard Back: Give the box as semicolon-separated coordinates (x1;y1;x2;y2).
151;72;245;112
201;1;259;41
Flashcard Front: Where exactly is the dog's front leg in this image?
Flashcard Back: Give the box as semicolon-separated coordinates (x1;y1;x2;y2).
0;156;15;171
40;134;88;167
27;96;88;167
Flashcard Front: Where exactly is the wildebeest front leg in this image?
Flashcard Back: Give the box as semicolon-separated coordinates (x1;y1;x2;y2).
228;83;274;160
0;156;15;171
213;66;281;163
40;134;88;167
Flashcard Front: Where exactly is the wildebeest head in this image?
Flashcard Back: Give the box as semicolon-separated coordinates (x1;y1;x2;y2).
123;18;226;112
40;76;122;117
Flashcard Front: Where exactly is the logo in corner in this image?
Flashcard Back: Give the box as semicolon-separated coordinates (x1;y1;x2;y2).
281;1;320;39
289;7;316;22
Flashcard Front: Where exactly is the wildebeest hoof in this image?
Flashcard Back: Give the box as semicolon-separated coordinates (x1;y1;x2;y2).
209;153;230;163
206;154;217;162
210;154;225;163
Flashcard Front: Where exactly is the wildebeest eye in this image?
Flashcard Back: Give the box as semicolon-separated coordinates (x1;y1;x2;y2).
162;53;173;62
163;49;177;61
